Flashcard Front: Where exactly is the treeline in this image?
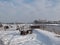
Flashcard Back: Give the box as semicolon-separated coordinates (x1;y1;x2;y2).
33;20;60;24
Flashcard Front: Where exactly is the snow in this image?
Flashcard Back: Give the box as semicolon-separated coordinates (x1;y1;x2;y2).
0;30;42;45
0;24;60;45
34;29;60;45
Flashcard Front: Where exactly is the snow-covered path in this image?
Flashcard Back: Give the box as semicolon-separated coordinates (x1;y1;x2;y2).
0;29;60;45
34;29;60;45
33;30;53;45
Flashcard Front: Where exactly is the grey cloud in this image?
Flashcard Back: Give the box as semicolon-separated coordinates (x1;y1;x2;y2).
0;0;60;23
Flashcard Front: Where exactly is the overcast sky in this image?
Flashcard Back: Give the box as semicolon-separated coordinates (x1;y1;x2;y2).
0;0;60;23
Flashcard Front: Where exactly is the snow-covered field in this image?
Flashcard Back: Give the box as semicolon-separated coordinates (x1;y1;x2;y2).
0;24;60;45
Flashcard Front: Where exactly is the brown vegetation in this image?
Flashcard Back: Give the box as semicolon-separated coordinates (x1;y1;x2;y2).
4;26;9;31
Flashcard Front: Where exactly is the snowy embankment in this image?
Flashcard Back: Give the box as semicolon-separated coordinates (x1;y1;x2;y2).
0;29;60;45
